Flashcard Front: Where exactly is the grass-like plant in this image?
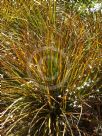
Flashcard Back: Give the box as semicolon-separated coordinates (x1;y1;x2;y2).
0;1;101;136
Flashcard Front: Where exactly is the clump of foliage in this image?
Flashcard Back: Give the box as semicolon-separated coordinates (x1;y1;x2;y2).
0;0;102;136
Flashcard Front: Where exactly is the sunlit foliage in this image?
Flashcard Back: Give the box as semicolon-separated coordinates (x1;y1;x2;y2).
0;0;102;136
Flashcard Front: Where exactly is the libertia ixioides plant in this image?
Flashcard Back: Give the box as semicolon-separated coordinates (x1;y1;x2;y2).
0;1;101;136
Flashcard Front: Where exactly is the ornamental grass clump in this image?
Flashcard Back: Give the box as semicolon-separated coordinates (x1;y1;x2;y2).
0;1;102;136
